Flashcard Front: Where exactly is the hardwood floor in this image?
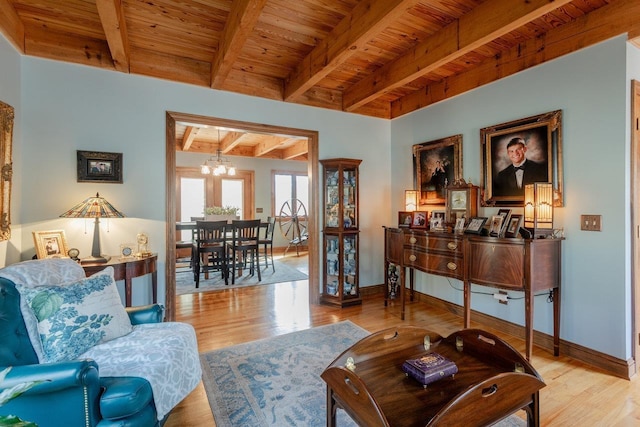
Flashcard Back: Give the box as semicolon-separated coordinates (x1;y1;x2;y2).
165;254;640;426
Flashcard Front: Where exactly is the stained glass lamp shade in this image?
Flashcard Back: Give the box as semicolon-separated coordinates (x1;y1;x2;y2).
60;193;124;263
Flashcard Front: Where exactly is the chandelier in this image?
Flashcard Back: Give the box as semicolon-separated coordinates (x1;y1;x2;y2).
200;149;236;176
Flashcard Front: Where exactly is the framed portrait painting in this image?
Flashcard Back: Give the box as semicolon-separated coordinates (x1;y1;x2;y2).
77;150;123;183
413;135;462;207
480;110;563;207
33;230;69;259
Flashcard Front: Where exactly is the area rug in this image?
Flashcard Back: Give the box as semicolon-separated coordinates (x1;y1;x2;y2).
176;260;308;295
199;322;526;427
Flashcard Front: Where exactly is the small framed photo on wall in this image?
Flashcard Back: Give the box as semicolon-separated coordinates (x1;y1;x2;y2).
77;150;123;183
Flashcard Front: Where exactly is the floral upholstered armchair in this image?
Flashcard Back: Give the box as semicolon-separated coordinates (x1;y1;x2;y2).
0;258;201;427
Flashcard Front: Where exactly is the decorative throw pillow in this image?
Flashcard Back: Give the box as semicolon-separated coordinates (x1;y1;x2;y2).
15;268;133;363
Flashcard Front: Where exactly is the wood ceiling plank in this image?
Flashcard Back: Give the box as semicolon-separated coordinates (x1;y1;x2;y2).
391;0;640;118
284;0;421;102
129;47;211;87
221;70;283;101
24;25;115;69
343;0;576;111
96;0;130;72
0;0;24;52
211;0;268;89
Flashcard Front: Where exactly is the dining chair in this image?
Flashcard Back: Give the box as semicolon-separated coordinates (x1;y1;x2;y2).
194;220;229;287
227;219;262;284
176;222;197;273
258;216;276;272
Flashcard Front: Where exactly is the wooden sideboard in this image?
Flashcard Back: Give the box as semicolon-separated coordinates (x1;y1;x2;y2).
384;227;562;360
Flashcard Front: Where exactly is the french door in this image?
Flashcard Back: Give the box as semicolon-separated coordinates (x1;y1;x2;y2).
176;167;253;226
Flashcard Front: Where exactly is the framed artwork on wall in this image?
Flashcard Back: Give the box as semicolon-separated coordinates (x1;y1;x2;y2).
480;110;563;207
77;150;123;183
413;135;462;207
0;101;13;241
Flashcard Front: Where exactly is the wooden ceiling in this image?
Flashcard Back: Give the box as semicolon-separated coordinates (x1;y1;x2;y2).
1;0;639;160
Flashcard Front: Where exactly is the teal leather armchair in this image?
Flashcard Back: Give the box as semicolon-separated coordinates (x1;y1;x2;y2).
0;276;161;426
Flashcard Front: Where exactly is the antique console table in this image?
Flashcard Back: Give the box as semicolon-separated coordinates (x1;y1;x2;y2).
383;227;562;360
322;326;545;426
82;254;158;307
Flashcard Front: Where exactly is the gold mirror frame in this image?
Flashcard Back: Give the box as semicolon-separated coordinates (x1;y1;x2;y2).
0;101;13;240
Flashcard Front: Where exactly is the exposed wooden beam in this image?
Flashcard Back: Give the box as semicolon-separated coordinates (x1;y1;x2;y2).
0;0;24;52
219;131;244;152
391;0;640;118
282;140;308;160
211;0;268;89
253;135;288;157
344;0;575;111
283;0;420;102
182;126;199;151
96;0;130;73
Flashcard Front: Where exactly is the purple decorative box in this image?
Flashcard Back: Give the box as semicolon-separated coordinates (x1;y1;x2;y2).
402;352;458;388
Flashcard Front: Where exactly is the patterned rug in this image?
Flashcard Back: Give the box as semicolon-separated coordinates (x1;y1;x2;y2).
199;322;526;427
176;259;308;295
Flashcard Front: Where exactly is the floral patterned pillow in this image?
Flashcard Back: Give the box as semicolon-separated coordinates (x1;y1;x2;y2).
16;270;133;363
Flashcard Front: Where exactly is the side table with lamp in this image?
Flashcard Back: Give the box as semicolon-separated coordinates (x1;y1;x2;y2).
59;193;157;307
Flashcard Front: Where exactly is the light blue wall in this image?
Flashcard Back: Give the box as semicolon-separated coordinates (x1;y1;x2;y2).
0;34;391;306
391;35;633;359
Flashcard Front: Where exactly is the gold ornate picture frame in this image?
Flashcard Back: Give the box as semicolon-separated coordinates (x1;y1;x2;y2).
0;101;14;241
480;110;563;207
33;230;70;259
413;135;462;207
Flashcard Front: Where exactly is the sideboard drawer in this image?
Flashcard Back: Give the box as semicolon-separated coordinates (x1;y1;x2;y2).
426;236;463;255
404;232;427;247
404;248;427;268
404;249;463;279
426;253;463;279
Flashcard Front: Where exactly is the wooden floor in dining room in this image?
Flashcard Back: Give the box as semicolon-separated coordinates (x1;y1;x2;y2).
165;253;640;426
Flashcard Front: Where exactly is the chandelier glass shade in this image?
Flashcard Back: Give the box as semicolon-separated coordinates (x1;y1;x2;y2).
200;149;236;176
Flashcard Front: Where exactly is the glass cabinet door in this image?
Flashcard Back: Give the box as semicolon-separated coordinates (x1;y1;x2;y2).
342;234;358;296
324;234;340;296
342;167;358;229
324;167;340;228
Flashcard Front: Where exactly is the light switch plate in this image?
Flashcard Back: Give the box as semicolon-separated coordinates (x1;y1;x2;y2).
581;215;602;231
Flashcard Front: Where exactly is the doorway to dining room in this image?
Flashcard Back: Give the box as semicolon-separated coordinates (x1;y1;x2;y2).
165;111;319;321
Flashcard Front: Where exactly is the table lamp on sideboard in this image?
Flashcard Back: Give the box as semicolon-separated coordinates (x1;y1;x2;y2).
523;182;553;238
60;193;124;264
